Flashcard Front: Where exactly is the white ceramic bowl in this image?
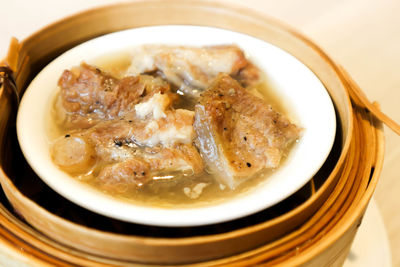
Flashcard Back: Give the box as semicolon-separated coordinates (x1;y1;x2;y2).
17;26;336;227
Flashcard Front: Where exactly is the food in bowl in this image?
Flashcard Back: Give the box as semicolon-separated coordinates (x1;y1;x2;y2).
17;26;336;226
49;45;301;207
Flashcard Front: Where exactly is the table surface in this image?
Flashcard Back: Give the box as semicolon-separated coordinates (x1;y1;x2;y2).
1;0;399;266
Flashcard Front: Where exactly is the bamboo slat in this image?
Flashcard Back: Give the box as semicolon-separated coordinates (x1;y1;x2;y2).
0;1;388;266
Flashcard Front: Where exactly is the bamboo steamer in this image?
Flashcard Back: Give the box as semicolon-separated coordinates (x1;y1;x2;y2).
0;1;392;266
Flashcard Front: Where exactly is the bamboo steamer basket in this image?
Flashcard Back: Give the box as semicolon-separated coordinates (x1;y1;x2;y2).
0;1;395;266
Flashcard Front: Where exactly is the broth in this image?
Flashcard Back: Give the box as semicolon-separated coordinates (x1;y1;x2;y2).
48;48;299;209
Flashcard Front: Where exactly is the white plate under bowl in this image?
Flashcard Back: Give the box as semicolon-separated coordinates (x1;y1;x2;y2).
17;25;336;227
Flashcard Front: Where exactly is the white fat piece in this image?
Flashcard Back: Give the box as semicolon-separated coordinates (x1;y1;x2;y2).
143;123;194;147
126;46;157;75
135;93;170;120
135;93;195;147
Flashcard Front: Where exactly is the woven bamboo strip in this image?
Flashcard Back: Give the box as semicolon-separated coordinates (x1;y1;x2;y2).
0;2;354;265
280;109;384;267
271;109;376;266
339;66;400;135
0;1;388;266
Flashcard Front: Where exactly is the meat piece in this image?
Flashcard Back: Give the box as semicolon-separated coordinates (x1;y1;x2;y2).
52;118;202;190
84;91;195;148
97;158;151;192
53;62;205;193
95;143;203;179
83;121;137;163
143;144;204;175
83;108;196;157
56;63;172;129
132;108;195;147
194;74;301;189
234;63;260;87
126;45;259;97
97;143;204;193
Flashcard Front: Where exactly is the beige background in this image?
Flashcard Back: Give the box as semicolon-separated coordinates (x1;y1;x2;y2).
1;0;399;265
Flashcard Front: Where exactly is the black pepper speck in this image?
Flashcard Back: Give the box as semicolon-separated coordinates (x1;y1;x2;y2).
114;140;123;147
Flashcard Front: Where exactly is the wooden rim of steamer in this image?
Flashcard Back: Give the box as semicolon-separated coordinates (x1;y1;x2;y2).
0;0;391;265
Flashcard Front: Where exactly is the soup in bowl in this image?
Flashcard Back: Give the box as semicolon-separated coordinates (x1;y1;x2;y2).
17;26;336;226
